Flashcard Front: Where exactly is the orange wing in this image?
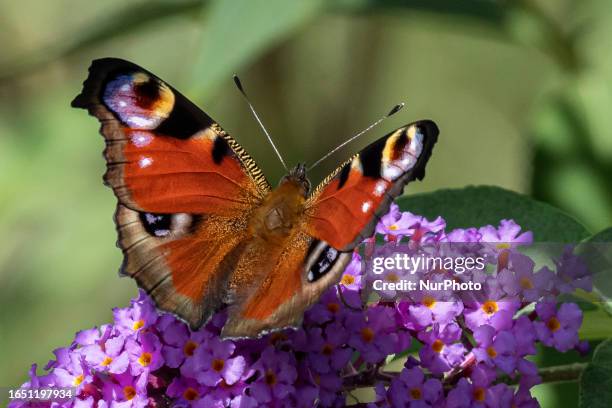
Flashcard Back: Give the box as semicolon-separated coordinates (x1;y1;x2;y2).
72;58;270;327
305;121;439;251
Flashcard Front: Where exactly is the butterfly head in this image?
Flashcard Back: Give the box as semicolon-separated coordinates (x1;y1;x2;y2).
280;163;310;196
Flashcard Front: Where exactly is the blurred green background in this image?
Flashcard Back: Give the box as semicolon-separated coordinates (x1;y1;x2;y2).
1;0;611;406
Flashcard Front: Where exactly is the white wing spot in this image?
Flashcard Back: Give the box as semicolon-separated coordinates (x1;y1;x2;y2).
373;180;388;197
154;229;170;237
139;156;153;168
362;201;372;213
131;132;153;147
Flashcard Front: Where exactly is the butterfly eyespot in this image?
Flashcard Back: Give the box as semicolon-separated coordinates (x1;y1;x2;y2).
305;240;341;282
139;212;197;238
380;125;424;181
103;73;175;129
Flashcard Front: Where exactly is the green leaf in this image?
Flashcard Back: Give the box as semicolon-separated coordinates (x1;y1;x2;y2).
580;227;612;315
397;185;590;242
586;227;612;243
580;309;612;340
190;0;325;99
580;338;612;408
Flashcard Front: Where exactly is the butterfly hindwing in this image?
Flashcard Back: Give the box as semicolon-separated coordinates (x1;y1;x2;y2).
72;58;270;328
305;120;439;251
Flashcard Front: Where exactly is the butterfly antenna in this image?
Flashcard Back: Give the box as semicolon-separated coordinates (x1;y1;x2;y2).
307;102;405;171
233;75;289;172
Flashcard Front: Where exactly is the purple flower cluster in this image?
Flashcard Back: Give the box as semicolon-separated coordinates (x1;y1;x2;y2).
11;204;590;408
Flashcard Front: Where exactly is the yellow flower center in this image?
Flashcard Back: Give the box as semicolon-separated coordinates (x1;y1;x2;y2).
123;385;136;400
322;344;334;355
432;339;445;353
265;370;277;386
474;387;486;402
132;319;145;331
410;387;422;400
183;387;199;401
519;277;534;289
341;274;356;286
482;300;499;315
101;357;113;367
486;346;497;358
138;352;152;367
386;273;399;283
73;374;84;386
389;224;399;231
547;316;561;332
212;358;225;372
327;302;340;313
361;327;375;343
183;340;197;356
423;296;436;309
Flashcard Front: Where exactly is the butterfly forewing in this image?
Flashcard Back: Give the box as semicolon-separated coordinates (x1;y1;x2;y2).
72;58;269;328
305;120;439;251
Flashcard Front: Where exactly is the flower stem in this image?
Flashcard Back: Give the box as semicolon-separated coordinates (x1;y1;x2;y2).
343;362;588;399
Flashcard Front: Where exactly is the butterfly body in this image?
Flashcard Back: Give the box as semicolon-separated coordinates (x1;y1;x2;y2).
72;58;438;338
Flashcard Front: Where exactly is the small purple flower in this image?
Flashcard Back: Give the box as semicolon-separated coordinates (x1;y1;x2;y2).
338;251;363;290
313;372;344;407
534;302;582;352
554;246;592;294
418;323;465;374
250;347;297;403
398;295;463;331
159;315;212;368
113;290;158;335
126;332;163;375
479;219;533;248
51;349;92;393
72;325;112;348
100;372;148;408
473;325;517;374
376;203;402;235
304;287;361;325
82;335;129;374
446;364;497;408
166;376;207;406
376;204;445;242
303;323;352;374
464;297;519;332
388;367;443;407
498;253;555;302
347;306;403;363
181;337;245;387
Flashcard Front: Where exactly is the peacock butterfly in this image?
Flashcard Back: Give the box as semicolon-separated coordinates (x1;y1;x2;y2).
72;58;438;338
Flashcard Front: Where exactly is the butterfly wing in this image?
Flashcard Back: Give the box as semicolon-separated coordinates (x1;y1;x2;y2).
221;230;352;338
305;120;439;251
72;58;271;328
